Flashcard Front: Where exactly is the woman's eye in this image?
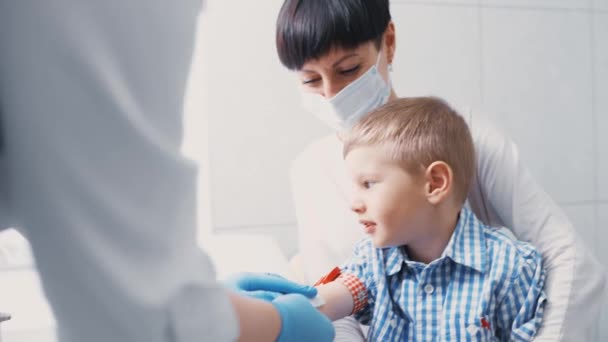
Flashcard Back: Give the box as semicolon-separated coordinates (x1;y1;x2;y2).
302;77;321;85
340;65;360;75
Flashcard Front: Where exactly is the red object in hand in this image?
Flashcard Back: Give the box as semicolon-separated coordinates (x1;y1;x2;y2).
481;317;491;330
314;266;341;286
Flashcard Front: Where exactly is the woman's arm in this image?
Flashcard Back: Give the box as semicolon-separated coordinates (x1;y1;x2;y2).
332;316;368;342
468;119;606;341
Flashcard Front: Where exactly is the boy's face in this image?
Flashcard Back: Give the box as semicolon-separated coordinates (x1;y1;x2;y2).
345;145;433;248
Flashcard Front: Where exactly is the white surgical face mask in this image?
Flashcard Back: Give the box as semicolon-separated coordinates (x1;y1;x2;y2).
301;50;392;131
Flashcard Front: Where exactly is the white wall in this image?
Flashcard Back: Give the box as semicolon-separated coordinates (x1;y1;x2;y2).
187;0;608;339
183;0;331;254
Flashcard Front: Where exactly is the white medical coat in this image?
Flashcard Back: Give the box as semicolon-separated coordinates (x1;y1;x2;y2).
291;117;606;341
0;1;238;341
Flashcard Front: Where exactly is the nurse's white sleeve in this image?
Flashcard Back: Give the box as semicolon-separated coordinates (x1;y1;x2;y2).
0;2;238;341
467;119;606;341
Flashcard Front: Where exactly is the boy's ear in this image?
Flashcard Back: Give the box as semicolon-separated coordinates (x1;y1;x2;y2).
424;161;452;205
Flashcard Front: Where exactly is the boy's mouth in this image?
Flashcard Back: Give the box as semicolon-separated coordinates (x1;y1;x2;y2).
359;220;377;234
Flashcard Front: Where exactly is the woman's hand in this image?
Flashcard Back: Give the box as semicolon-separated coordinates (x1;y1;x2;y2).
224;272;317;301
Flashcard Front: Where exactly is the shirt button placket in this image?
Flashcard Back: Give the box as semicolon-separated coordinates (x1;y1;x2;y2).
423;284;434;295
467;324;479;335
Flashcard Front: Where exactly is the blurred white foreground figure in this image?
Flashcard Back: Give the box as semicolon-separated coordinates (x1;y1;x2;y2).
0;1;334;341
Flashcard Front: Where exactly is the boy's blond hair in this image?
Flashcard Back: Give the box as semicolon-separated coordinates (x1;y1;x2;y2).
343;97;475;205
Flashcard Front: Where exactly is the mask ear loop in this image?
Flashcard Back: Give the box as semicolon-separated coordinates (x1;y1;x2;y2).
375;45;384;68
377;44;393;75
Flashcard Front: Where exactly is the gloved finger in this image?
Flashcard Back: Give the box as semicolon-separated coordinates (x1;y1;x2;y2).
247;274;318;298
224;272;318;298
240;290;281;301
223;272;264;290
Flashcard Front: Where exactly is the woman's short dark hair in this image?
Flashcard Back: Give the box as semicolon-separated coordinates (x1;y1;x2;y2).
276;0;391;70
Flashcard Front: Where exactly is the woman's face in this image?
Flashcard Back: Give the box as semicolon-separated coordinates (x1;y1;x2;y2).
296;23;395;99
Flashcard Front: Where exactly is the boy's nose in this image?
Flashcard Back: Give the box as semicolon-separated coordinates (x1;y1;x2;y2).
350;199;365;214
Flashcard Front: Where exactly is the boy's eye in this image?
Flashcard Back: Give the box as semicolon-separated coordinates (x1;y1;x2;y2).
363;180;376;189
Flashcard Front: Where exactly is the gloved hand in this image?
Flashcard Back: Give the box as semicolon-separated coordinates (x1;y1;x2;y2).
272;294;335;342
224;272;317;301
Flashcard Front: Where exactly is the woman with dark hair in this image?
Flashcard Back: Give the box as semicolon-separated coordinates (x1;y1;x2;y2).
273;0;604;340
230;0;604;340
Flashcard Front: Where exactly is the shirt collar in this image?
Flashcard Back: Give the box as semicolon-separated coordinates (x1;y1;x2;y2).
384;246;407;276
383;207;486;276
441;207;486;273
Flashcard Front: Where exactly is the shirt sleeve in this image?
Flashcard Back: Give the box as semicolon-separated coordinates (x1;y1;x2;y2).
496;249;547;342
0;2;238;341
468;118;606;340
339;240;377;325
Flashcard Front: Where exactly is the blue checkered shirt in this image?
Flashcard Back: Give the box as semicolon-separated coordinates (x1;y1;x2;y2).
341;207;547;341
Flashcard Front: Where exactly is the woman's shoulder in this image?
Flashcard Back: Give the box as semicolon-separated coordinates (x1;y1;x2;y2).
468;115;510;150
465;112;523;182
446;104;513;157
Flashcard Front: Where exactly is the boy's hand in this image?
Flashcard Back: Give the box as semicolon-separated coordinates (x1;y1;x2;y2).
224;272;317;301
272;294;335;342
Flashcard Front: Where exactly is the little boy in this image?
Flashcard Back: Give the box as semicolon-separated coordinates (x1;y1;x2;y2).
315;97;546;341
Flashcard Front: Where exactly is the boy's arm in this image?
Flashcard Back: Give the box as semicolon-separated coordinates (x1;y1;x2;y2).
316;271;371;321
316;281;355;321
496;250;548;342
314;242;375;323
312;239;377;324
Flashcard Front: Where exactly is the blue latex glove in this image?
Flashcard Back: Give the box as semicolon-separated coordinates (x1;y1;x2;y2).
272;294;335;342
224;272;317;301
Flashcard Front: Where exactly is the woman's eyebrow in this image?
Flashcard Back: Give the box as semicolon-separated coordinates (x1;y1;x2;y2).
332;53;358;67
300;53;359;73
